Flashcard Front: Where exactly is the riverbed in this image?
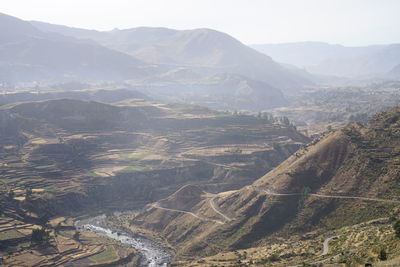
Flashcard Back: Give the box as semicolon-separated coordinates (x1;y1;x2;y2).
75;215;171;267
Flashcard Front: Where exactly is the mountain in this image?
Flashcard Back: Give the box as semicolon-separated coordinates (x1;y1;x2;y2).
128;106;400;257
251;42;400;78
1;12;301;110
310;44;400;77
31;21;314;91
0;13;149;83
251;42;383;68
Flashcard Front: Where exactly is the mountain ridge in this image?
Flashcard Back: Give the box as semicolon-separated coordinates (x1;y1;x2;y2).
252;41;400;78
30;20;314;91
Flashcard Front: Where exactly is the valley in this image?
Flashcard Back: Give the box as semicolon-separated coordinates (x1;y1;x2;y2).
0;96;306;266
102;107;400;266
0;5;400;267
1;89;400;266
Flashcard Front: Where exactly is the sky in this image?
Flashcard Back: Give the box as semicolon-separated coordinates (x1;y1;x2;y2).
1;0;400;46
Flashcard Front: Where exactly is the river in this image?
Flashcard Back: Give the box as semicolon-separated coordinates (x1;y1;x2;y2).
75;214;171;267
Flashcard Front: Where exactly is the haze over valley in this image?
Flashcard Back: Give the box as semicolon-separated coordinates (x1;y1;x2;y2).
1;1;400;266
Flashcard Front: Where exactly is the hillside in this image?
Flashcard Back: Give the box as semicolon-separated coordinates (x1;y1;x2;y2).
0;96;307;217
139;72;288;111
31;21;314;91
119;107;400;263
0;97;310;265
0;13;149;83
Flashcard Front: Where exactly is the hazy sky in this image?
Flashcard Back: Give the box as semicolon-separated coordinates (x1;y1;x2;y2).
2;0;400;46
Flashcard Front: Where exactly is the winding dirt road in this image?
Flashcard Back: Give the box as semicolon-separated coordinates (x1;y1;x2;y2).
208;197;233;222
257;187;400;204
320;235;339;256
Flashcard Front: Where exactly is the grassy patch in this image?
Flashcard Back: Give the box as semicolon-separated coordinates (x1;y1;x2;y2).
45;186;79;194
86;171;101;177
119;152;151;160
120;164;153;172
90;246;119;263
45;187;63;194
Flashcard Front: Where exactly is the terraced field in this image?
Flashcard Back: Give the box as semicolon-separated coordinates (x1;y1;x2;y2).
0;98;308;265
0;216;138;266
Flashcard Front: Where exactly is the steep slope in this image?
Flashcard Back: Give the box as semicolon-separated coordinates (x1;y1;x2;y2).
31;21;314;91
127;107;400;257
0;12;42;43
0;13;149;83
158;184;206;211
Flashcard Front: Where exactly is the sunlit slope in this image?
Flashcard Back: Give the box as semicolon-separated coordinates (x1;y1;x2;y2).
129;107;400;257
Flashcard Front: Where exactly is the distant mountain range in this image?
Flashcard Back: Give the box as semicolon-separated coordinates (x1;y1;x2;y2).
30;20;313;90
251;42;383;68
252;42;400;78
4;11;400;111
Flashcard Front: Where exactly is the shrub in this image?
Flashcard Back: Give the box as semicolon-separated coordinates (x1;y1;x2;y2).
73;231;80;241
378;249;387;261
31;228;50;245
393;219;400;238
